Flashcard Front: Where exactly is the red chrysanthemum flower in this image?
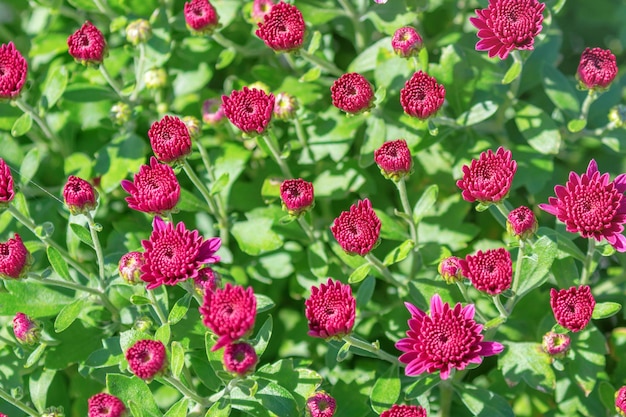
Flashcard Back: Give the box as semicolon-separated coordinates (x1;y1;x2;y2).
200;283;257;350
63;175;98;215
255;1;305;52
539;160;626;252
577;47;618;90
202;98;225;125
400;71;445;119
193;267;219;293
280;178;314;216
88;393;127;417
396;293;504;379
251;0;275;24
0;158;15;205
306;391;336;417
121;157;180;216
125;339;167;380
456;147;517;204
12;312;40;345
67;21;107;65
550;285;595;332
617;386;626;417
223;342;258;376
541;331;570;358
148;115;192;164
305;278;356;340
0;233;31;279
140;217;221;290
331;198;381;256
380;404;427;417
184;0;220;34
438;256;463;284
391;27;423;58
507;205;538;239
331;73;375;115
470;0;545;59
459;248;512;295
374;139;413;181
222;87;275;135
118;251;144;285
0;42;28;100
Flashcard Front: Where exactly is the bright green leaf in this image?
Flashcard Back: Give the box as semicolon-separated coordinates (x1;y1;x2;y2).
568;326;607;396
178;187;211;212
210;172;230;196
308;240;328;279
499;342;555;392
232;217;283;255
542;65;580;115
349;263;371;284
502;60;522;84
155;323;171;345
29;368;56;413
69;223;94;247
206;399;231;417
42;65;69;109
107;374;162;417
216;48;236;70
516;235;558;298
19;147;40;186
255;294;275;314
130;295;151;305
308;31;322;54
47;246;71;280
383;239;415;266
413;185;438;223
54;296;88;333
168;293;191;325
299;66;321;82
170;342;185;379
251;315;273;359
11;112;32;137
370;365;400;413
458;385;515;417
515;103;561;155
567;119;587;132
592;302;621;319
456;101;498;126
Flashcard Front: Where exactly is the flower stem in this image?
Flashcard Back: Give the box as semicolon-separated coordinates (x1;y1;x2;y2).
14;98;67;156
342;334;401;366
505;241;526;312
182;160;224;235
395;178;421;278
211;32;267;56
0;386;39;417
579;89;597;123
455;281;489;323
336;0;366;52
129;43;147;102
147;287;169;325
492;295;509;318
162;375;210;407
438;380;453;417
181;279;204;306
580;238;596;285
364;253;403;287
99;64;128;103
261;131;293;178
84;212;105;284
298;50;343;77
296;216;316;241
293;117;312;161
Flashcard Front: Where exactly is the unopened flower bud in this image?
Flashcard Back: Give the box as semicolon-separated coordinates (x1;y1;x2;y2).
110;102;131;125
374;139;413;181
118;252;144;285
182;116;201;139
608;105;626;129
392;27;423;58
144;68;167;90
12;312;41;345
63;176;98;215
193;267;219;293
438;256;463;284
542;331;570;359
280;179;314;217
507;206;538;240
134;316;153;332
273;92;298;121
126;19;152;45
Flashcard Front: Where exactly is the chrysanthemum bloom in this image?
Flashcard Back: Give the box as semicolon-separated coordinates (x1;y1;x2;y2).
251;0;274;23
12;312;40;345
539;160;626;251
148;115;192;164
470;0;545;59
459;248;512;295
141;217;221;290
274;92;298;120
331;198;381;256
67;21;107;65
200;283;257;350
193;267;219;293
118;252;145;285
0;158;15;205
374;139;413;181
0;233;30;279
456;147;517;204
223;342;258;376
396;293;504;379
438;256;463;284
331;73;375;115
507;206;538;239
305;278;356;339
121;157;180;216
541;331;570;359
125;19;152;45
616;386;626;417
550;285;595;332
0;42;28;100
306;391;336;417
280;179;314;217
380;404;427;417
63;175;97;215
391;27;423;58
184;0;220;35
577;47;618;90
222;87;275;135
88;393;127;417
202;98;225;125
125;339;167;380
255;1;305;52
400;71;446;119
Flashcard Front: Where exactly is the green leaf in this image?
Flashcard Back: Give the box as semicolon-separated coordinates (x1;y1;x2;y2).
47;246;71;280
502;60;522;84
64;84;117;102
0;280;72;317
458;385;515;417
130;295;152;305
568;326;607;396
19;147;41;186
567;119;587;133
405;375;440;400
164;398;188;417
515;103;561;154
205;333;228;382
210;172;230;196
456;101;498;126
375;208;409;241
168;293;191;325
255;359;322;411
355;275;376;309
299;66;321;82
348;263;371;284
308;31;322;54
216;48;236;70
25;343;47;368
516;235;558;298
107;374;163;417
11;112;32;137
206;399;231;417
499;342;555;392
413;185;438;223
359;117;385;167
54;296;88;333
232;217;283;255
94;133;147;193
155;323;171;345
41;65;69;109
230;377;298;417
29;368;56;413
251;315;273;359
598;381;616;411
542;65;580;115
592;302;621;319
178;187;211;212
70;223;94;247
255;294;275;314
336;341;351;362
170;341;185;379
308;240;328;279
383;239;415;266
370;365;400;413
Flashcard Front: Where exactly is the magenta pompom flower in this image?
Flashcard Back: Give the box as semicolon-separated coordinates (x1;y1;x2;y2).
380;404;427;417
0;42;28;100
251;0;275;23
396;294;504;379
617;386;626;417
63;175;98;215
305;278;356;340
0;233;30;279
391;27;423;58
202;98;225;125
222;87;275;135
193;267;219;293
456;147;517;204
331;73;375;115
12;312;40;345
148;115;192;164
0;158;15;205
550;285;595;332
88;393;127;417
541;331;570;358
470;0;545;60
255;1;305;52
400;71;445;119
200;283;257;350
184;0;220;34
577;47;618;90
121;157;180;216
438;256;463;284
118;252;145;285
306;391;336;417
125;339;167;380
331;198;381;256
539;160;626;252
280;179;314;217
374;139;413;181
459;248;512;295
141;217;221;290
507;206;538;239
67;21;107;65
223;342;258;376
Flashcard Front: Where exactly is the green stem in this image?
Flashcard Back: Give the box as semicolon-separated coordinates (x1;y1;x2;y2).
293;117;312;161
299;50;343;77
99;64;128;103
147;287;168;325
182;160;222;228
181;280;204;306
0;386;39;417
342;334;401;366
505;241;525;312
296;216;315;241
578;89;597;123
492;295;509;318
364;253;402;287
455;281;489;323
395;178;421;278
211;32;266;56
129;43;147;102
438;380;453;417
336;0;366;52
84;212;105;283
580;238;596;285
261;131;293;178
196;142;230;246
162;375;210;407
92;0;116;18
14;99;66;156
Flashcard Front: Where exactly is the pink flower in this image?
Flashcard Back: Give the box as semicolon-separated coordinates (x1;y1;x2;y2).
507;206;538;239
306;391;336;417
0;233;31;279
541;331;570;358
202;98;225;125
87;393;127;417
118;252;144;285
184;0;220;34
63;175;98;215
374;139;413;181
67;21;107;65
331;198;381;256
193;267;219;293
380;404;427;417
0;158;15;205
251;0;275;23
539;160;626;251
255;1;305;52
148;115;192;164
400;71;445;119
459;248;512;295
280;178;314;216
200;283;256;350
617;386;626;417
577;47;618;90
470;0;545;59
12;312;40;345
140;217;221;290
223;342;258;376
456;147;517;204
305;278;356;339
550;285;595;332
273;92;298;120
222;87;275;135
125;339;167;380
0;42;28;100
391;27;423;58
121;157;180;216
396;294;504;379
331;73;375;115
438;256;463;284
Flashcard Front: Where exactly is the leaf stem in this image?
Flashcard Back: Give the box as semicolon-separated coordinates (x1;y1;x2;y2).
455;281;489;323
298;50;343;77
293;117;312;161
162;375;210;407
147;287;169;325
342;334;401;366
261;131;293;178
580;238;596;285
99;64;128;103
211;32;266;56
0;386;39;417
505;240;525;312
579;89;597;123
296;216;316;241
492;294;509;318
182;159;225;238
364;253;402;287
84;212;105;284
395;178;421;278
438;379;453;417
129;43;147;102
336;0;366;52
14;98;66;156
